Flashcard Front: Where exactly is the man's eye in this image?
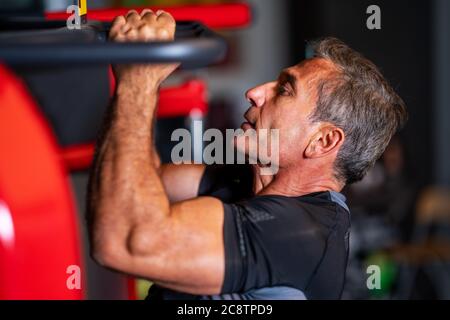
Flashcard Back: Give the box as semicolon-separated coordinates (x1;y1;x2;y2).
277;84;290;96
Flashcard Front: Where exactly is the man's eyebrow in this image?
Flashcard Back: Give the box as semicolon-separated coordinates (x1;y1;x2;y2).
278;71;298;93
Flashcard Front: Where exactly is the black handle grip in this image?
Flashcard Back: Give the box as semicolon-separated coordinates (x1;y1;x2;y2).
0;19;227;68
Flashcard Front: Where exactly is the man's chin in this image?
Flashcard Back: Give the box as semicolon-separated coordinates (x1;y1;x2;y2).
233;137;255;154
233;138;247;155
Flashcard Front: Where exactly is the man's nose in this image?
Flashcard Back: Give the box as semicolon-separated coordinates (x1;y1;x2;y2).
245;83;268;108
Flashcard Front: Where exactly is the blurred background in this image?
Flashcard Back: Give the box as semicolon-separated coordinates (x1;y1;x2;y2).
0;0;449;300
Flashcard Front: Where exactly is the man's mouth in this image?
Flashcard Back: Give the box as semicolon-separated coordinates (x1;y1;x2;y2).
241;121;256;131
241;114;256;131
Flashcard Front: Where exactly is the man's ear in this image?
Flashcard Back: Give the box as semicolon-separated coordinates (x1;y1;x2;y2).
304;125;344;159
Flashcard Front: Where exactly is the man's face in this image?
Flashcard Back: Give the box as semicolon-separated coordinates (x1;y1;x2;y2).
235;58;335;167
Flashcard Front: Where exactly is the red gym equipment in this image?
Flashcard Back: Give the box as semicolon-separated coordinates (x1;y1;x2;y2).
0;64;84;299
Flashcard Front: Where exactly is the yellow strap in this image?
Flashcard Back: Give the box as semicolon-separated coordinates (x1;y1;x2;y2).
79;0;87;16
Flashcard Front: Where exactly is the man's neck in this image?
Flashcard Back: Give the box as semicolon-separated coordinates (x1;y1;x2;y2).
252;165;343;197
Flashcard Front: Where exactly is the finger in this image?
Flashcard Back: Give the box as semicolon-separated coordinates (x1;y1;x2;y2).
156;11;175;39
126;9;140;19
140;8;154;16
124;12;144;32
113;32;127;42
125;10;141;24
111;15;127;28
124;27;139;41
156;28;171;41
109;28;122;40
141;11;157;24
120;23;132;34
156;10;175;24
138;24;157;41
109;15;126;39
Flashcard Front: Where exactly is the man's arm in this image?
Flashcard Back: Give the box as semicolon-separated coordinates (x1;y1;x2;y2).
160;164;206;202
87;10;224;295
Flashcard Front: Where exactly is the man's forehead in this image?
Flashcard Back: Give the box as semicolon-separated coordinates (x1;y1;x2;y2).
286;58;336;79
285;58;336;76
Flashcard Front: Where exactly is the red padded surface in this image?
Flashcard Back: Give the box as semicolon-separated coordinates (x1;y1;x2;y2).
0;65;84;299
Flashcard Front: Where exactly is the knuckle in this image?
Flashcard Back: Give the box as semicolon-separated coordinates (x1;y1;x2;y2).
157;28;170;39
115;34;126;42
112;15;125;24
142;12;153;19
125;11;140;22
139;27;156;39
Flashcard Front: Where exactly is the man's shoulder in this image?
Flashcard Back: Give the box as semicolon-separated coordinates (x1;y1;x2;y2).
233;191;347;217
223;191;350;234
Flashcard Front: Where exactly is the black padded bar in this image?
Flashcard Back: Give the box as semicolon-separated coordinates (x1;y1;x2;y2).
0;17;68;31
0;20;227;67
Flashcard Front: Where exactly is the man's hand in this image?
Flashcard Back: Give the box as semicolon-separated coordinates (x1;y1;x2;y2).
109;9;179;87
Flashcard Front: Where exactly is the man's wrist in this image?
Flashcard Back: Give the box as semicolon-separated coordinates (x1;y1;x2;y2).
116;74;160;97
114;75;160;129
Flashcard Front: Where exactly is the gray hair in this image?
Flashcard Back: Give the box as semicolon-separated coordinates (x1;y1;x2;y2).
309;37;408;184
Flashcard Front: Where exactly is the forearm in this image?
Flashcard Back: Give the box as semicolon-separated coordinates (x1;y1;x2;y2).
87;77;169;257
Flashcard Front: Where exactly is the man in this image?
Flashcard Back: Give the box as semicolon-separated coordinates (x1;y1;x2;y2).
87;9;407;300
